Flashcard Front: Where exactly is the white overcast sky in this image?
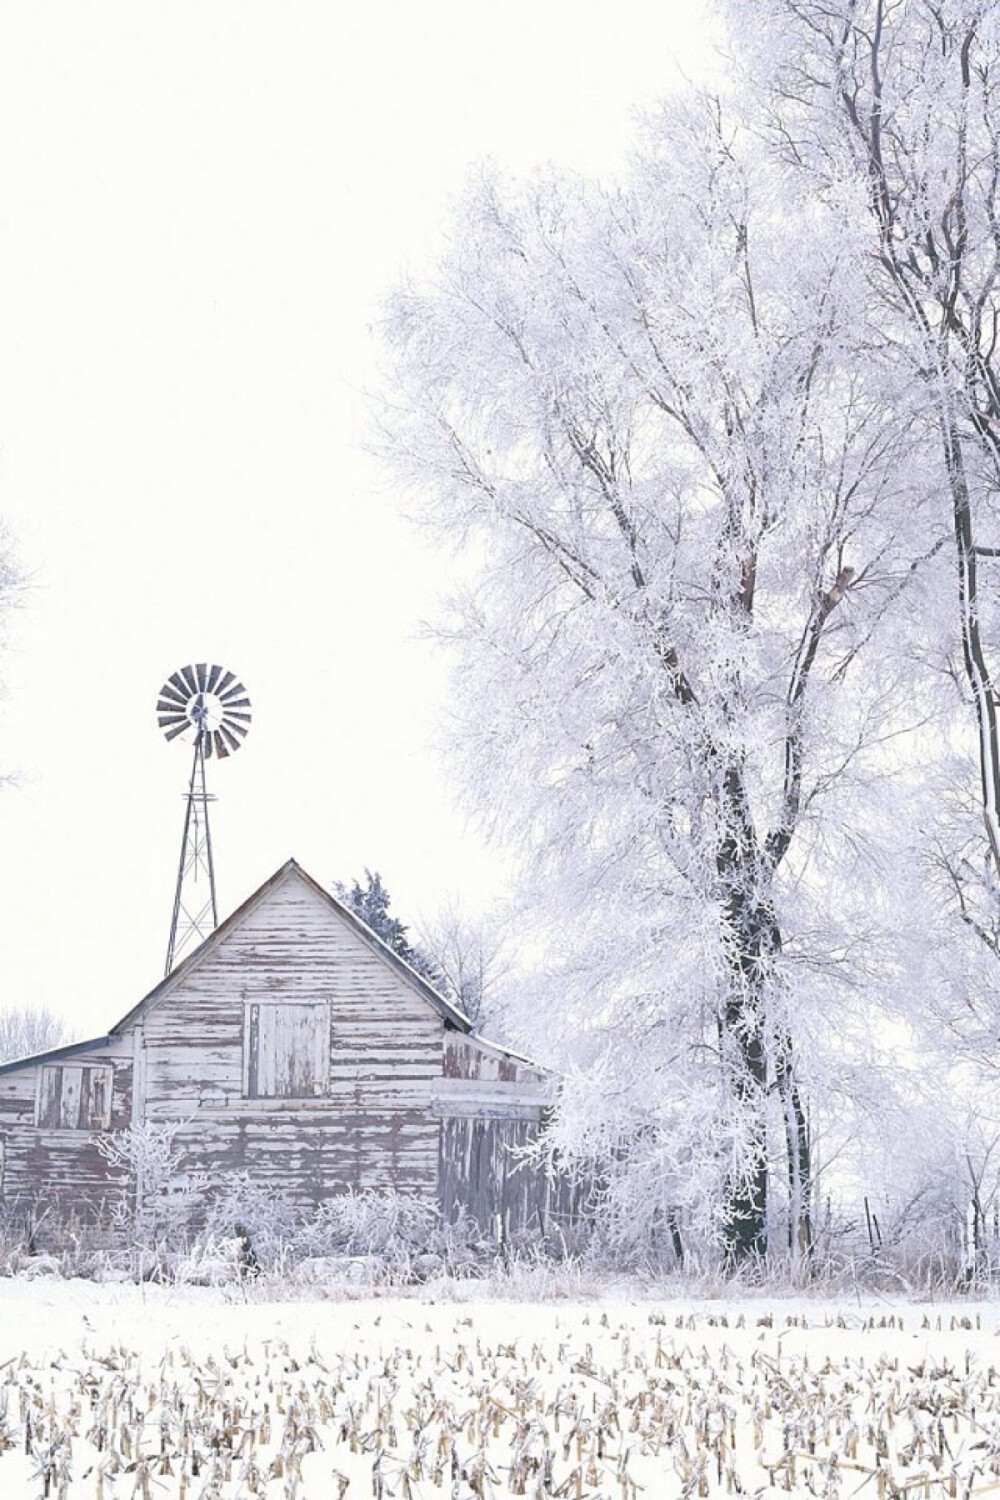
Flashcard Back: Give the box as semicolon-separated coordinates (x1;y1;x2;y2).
0;0;713;1038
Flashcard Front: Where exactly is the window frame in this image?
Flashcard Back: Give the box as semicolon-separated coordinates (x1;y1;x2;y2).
35;1063;114;1131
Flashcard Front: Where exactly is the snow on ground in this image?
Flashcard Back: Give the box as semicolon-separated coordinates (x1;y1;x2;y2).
2;1277;1000;1496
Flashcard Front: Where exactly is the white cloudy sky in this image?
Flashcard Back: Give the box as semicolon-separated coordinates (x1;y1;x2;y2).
0;0;713;1037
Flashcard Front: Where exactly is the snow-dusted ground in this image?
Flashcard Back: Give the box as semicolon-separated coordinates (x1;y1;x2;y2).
2;1277;1000;1496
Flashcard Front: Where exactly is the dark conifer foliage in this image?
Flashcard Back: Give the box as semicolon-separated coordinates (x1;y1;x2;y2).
335;870;443;989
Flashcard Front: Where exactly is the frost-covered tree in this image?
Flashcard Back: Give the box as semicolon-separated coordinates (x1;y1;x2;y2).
416;900;510;1028
97;1120;204;1250
730;0;1000;1151
382;101;930;1262
738;0;1000;936
0;1004;70;1064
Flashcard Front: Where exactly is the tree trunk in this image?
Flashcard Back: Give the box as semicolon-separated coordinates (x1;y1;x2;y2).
776;1037;813;1264
717;765;774;1264
721;978;769;1265
666;1207;685;1267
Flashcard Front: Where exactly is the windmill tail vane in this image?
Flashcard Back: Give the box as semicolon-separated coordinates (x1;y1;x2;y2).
157;663;251;974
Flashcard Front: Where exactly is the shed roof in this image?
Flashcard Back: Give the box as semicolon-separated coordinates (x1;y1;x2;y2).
0;1034;116;1078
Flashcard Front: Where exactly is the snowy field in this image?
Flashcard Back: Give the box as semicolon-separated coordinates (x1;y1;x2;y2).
2;1282;1000;1496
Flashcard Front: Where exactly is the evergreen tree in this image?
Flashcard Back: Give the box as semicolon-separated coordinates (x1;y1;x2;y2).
334;870;443;988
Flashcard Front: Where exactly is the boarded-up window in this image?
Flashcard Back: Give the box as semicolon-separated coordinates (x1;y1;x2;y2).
244;1003;329;1098
36;1064;113;1130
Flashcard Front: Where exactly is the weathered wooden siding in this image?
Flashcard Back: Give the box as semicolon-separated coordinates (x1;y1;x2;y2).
442;1033;548;1086
0;862;578;1239
435;1034;573;1237
438;1117;591;1239
0;1039;133;1211
132;870;444;1208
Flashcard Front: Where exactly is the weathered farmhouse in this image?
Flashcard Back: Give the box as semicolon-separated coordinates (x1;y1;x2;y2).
0;859;565;1237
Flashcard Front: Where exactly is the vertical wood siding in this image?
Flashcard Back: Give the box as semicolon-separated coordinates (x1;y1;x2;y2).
435;1034;578;1237
438;1116;592;1239
37;1064;113;1130
245;1002;330;1098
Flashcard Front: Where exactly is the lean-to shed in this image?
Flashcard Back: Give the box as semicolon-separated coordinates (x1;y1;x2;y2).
0;859;566;1236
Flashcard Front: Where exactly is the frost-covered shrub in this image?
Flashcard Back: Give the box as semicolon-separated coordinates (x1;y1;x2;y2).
0;1202;29;1274
303;1190;441;1257
197;1181;495;1280
173;1234;245;1287
431;1206;497;1271
96;1121;205;1253
202;1173;302;1270
304;1191;497;1277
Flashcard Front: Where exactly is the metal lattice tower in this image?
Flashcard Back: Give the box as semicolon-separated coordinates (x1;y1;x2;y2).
156;664;252;974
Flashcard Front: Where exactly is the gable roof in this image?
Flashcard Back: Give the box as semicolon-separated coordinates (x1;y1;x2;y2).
110;857;473;1035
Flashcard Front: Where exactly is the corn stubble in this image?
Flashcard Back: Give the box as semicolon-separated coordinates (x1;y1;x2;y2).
3;1310;1000;1497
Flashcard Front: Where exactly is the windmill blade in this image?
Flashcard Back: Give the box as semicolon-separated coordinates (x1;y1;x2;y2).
157;706;190;729
156;695;188;717
167;672;191;700
157;714;188;734
163;719;190;743
222;710;251;728
218;682;248;704
179;665;199;696
205;664;223;694
195;663;209;691
158;682;188;710
219;723;242;754
212;729;231;759
215;669;236;696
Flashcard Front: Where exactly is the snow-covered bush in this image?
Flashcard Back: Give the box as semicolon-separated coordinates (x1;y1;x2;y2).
172;1233;245;1287
304;1189;440;1257
307;1190;499;1277
0;1202;29;1274
96;1120;204;1257
198;1179;494;1280
202;1173;302;1270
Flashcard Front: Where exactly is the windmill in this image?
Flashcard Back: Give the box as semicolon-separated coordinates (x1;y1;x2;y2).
156;664;251;974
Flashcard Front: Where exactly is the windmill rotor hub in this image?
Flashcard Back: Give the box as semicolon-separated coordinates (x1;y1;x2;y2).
188;692;222;731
